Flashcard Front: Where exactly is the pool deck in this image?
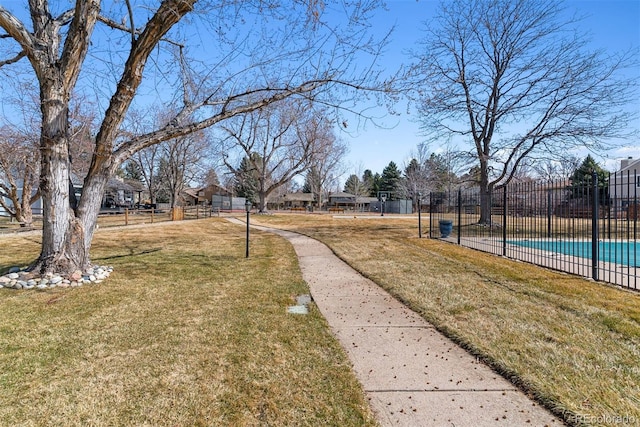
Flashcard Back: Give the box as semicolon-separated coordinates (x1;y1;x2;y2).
448;237;639;291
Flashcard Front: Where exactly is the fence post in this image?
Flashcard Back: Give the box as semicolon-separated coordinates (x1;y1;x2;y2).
429;192;433;238
151;208;154;223
547;190;552;238
125;208;129;226
502;185;507;256
457;189;462;245
591;172;599;281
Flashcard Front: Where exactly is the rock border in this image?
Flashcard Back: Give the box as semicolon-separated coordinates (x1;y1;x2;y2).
0;266;113;290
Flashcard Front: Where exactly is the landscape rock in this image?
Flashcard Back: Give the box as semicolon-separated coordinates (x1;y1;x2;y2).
0;265;113;291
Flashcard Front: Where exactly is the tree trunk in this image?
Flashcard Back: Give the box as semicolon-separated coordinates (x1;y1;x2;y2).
478;158;492;225
29;86;103;277
258;192;267;213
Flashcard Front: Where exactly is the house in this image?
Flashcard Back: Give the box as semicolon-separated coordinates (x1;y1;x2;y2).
610;157;640;219
269;192;315;210
328;192;357;209
101;176;144;209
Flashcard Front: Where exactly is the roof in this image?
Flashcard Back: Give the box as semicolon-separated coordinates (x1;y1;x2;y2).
183;188;202;199
620;158;640;173
281;193;315;202
107;177;136;191
329;192;356;199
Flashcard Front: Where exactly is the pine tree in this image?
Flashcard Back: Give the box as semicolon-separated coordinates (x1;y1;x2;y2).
235;155;260;203
380;161;402;199
343;174;361;194
569;155;609;202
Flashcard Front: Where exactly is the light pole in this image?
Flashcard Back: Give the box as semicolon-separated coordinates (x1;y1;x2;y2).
381;194;386;217
417;192;422;238
245;200;251;258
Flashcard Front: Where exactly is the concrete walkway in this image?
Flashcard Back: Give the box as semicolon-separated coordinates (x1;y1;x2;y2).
234;219;563;426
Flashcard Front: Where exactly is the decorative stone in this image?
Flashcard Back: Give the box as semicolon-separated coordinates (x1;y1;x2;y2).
8;267;21;273
1;266;114;291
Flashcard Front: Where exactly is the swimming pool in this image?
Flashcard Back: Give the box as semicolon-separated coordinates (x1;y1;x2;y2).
507;240;640;267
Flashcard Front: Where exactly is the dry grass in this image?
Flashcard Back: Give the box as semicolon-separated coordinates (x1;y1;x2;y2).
0;218;376;427
252;214;640;426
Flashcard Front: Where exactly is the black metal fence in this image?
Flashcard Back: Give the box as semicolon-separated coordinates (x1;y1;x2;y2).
428;170;639;291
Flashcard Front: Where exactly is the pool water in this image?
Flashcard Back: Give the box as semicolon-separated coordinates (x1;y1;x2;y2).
507;240;640;267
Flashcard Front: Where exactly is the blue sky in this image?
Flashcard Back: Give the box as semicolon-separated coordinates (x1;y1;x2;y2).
342;0;640;177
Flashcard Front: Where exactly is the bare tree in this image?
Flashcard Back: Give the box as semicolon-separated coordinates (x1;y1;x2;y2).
220;100;341;212
304;126;348;210
412;0;637;223
0;1;390;275
0;125;40;226
533;155;582;183
157;131;209;208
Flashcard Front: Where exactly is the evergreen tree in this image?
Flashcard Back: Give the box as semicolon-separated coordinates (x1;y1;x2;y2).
234;154;260;203
370;172;382;197
569;155;609;202
303;167;320;193
122;160;144;182
303;166;322;208
380;161;402;199
362;170;375;196
343;174;361;194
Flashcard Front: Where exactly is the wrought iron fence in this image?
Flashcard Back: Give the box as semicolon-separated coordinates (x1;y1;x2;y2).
428;170;639;291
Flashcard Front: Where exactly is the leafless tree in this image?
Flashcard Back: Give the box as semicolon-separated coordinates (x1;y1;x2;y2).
157;131;209;208
0;1;390;275
533;155;582;183
219;100;342;212
0;125;40;226
304;125;348;210
411;0;637;223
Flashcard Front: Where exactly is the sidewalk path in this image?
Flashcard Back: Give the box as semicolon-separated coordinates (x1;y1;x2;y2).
232;219;563;426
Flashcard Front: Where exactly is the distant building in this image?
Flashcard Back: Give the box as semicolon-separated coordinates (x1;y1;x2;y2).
610;157;640;219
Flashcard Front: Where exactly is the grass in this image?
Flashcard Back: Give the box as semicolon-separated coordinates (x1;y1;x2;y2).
251;214;640;426
0;218;376;426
